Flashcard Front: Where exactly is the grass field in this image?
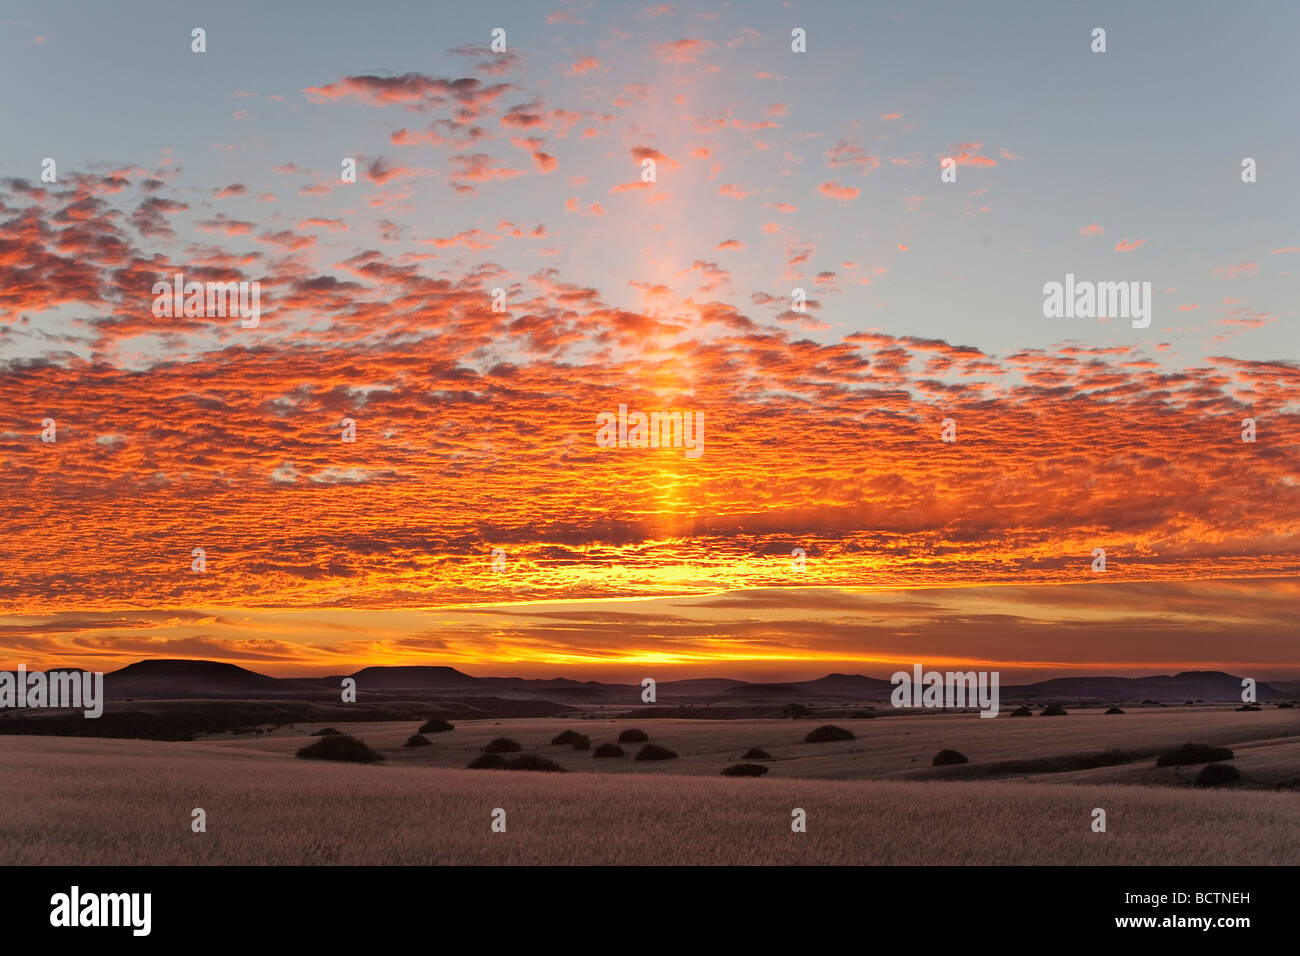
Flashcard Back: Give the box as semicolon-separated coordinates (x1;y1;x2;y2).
202;705;1300;786
1;706;1296;865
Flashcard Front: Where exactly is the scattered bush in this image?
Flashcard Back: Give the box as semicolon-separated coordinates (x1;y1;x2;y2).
743;747;773;760
1195;763;1241;787
467;754;507;769
403;734;430;748
1105;706;1125;714
782;703;811;719
1009;706;1033;717
593;743;624;758
483;737;522;754
932;749;968;766
618;728;649;744
1156;743;1234;767
1237;704;1261;712
570;734;591;750
505;754;566;772
551;729;585;745
418;716;454;734
1039;703;1068;716
849;709;878;719
296;734;383;764
804;725;855;743
313;727;341;736
635;743;678;761
722;763;769;777
1279;702;1295;709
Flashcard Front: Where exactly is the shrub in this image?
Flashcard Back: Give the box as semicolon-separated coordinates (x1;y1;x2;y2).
551;729;585;745
1039;703;1068;716
467;754;508;769
570;734;591;750
1105;706;1125;714
1195;763;1241;787
782;703;811;719
593;743;624;758
635;743;678;761
618;728;649;744
1156;743;1234;767
313;727;341;736
483;737;522;754
1009;705;1033;717
505;754;566;772
849;709;878;719
418;716;454;734
403;734;430;748
296;734;383;764
722;763;769;777
743;747;773;760
1279;702;1295;709
804;725;855;743
932;749;968;766
1237;705;1261;712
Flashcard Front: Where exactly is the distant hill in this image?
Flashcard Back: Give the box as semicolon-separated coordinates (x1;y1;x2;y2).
348;665;479;690
794;673;896;697
80;659;1295;704
1007;670;1290;702
105;660;290;698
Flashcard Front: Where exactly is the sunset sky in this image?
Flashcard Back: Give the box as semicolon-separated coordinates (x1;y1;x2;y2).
1;1;1297;681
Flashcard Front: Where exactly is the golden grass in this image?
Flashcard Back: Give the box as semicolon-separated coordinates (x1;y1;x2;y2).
0;733;1296;865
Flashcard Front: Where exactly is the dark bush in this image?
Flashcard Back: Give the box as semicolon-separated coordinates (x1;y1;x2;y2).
313;727;341;736
468;753;508;769
1194;763;1241;787
483;737;522;754
618;728;649;743
1157;743;1234;767
403;734;430;748
570;734;591;750
743;747;773;760
804;724;855;743
932;749;968;766
505;754;566;772
635;743;678;761
1105;706;1125;714
1279;702;1295;709
1237;705;1261;712
1009;705;1032;717
1039;703;1068;716
551;729;585;745
418;716;454;734
722;763;769;777
296;734;383;763
593;743;625;758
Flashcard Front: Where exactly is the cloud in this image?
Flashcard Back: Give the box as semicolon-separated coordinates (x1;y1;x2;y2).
1213;262;1259;278
1114;238;1146;252
817;180;860;201
652;38;716;64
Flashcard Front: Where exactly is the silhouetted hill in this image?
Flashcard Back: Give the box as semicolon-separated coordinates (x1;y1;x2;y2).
348;665;479;690
1008;670;1289;702
74;659;1295;705
105;660;289;698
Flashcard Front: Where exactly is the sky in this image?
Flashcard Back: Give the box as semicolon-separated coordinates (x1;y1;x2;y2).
1;0;1297;680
